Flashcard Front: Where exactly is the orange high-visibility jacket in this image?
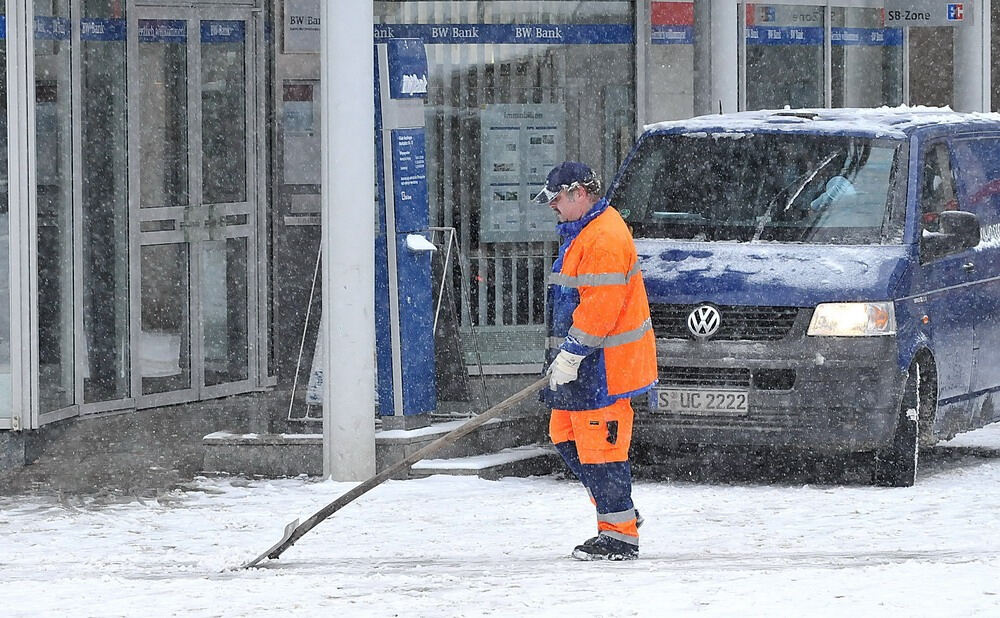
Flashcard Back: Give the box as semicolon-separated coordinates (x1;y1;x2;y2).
543;198;658;410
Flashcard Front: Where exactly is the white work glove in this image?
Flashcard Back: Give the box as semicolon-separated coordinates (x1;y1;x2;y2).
548;350;587;391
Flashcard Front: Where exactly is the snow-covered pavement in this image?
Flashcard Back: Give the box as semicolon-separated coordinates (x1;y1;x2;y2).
5;427;1000;616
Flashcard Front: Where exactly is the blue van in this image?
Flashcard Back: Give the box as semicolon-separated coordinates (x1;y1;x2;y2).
607;107;1000;486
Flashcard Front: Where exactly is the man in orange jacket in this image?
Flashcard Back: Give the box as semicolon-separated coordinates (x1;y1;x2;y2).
533;161;658;561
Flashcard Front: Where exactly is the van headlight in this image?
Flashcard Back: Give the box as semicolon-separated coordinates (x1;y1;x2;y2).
807;302;896;337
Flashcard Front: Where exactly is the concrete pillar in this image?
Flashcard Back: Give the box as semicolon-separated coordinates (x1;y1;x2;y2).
694;0;739;115
954;0;991;111
320;1;377;480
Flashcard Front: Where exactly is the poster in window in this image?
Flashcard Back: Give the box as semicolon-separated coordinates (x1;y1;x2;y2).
480;104;564;243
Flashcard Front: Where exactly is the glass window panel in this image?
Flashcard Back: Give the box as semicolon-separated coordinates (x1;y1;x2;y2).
374;1;635;366
138;20;189;208
908;26;954;106
82;1;130;403
201;20;247;204
831;7;902;108
0;3;10;420
744;3;825;109
140;243;191;395
35;0;75;413
202;238;249;386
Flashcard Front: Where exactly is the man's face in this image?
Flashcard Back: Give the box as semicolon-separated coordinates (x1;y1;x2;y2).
549;187;590;222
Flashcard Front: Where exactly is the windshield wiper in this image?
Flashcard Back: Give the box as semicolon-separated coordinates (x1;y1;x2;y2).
752;152;838;242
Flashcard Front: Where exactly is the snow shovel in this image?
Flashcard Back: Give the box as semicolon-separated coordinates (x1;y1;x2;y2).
242;375;549;568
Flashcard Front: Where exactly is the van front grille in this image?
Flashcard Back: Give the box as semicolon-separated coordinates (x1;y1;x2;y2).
650;304;800;341
660;366;752;389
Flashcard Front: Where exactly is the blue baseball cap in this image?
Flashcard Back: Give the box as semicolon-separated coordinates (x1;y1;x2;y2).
531;161;601;204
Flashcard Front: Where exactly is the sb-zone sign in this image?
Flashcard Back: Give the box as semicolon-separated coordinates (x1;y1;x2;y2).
884;0;974;26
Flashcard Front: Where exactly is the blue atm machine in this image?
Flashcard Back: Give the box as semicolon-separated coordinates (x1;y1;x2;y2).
374;39;437;429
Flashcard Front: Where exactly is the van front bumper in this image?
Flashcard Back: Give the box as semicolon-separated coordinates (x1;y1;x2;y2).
634;335;904;453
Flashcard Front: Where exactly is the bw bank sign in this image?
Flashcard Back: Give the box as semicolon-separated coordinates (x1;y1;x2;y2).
884;0;973;26
284;0;321;53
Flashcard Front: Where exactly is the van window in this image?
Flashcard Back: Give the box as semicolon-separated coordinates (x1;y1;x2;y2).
951;137;1000;223
612;133;904;244
918;142;958;235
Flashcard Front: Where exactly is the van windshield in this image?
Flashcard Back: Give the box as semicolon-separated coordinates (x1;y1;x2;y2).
612;132;905;244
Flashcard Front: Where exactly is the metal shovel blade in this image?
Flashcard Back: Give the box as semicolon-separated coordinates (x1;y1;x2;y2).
242;518;300;569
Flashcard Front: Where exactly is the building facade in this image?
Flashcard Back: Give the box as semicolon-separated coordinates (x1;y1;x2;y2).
0;0;996;462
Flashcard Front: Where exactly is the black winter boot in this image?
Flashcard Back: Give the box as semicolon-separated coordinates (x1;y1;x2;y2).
571;534;638;561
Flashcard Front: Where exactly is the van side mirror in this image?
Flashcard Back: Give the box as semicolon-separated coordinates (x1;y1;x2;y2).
921;210;980;262
939;210;981;247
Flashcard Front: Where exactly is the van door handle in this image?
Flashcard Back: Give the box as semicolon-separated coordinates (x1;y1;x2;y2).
963;262;976;273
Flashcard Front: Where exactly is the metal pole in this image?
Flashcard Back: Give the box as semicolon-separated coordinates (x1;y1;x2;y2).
694;0;739;116
320;0;376;480
635;0;650;130
710;0;738;115
953;0;990;112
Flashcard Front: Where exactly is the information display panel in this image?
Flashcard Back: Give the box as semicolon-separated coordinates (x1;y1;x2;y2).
480;104;564;243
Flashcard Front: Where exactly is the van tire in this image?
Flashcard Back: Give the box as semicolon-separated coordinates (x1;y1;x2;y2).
872;361;925;487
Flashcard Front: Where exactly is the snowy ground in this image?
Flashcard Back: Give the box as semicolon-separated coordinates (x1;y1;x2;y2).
5;427;1000;616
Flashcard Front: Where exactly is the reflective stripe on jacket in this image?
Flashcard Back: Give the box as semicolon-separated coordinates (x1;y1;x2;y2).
542;198;658;411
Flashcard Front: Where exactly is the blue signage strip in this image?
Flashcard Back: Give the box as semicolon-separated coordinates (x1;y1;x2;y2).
831;27;902;46
139;20;187;43
386;38;428;100
0;16;6;40
81;18;126;41
374;23;634;45
390;126;436;416
746;25;901;46
201;20;245;44
390;128;429;232
35;16;71;41
883;28;903;46
745;25;824;46
395;228;437;416
651;25;694;45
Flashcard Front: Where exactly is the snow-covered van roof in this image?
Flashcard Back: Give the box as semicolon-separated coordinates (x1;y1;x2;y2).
643;106;1000;140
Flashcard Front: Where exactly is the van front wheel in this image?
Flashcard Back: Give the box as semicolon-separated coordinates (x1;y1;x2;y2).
871;365;922;487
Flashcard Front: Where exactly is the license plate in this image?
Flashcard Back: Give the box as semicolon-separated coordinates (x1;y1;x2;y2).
652;388;749;416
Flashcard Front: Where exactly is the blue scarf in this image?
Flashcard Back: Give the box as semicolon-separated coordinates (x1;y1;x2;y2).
555;197;609;241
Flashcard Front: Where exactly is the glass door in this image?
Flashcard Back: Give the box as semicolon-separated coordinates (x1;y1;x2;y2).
130;7;257;407
196;12;255;397
830;6;903;107
744;2;826;109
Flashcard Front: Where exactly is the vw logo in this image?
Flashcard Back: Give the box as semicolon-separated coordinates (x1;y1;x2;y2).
687;305;721;338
